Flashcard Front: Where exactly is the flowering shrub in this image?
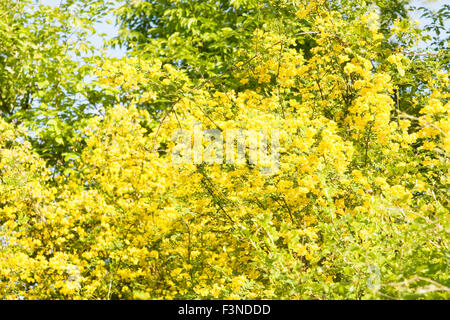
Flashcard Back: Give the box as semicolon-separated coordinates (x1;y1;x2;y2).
0;0;448;299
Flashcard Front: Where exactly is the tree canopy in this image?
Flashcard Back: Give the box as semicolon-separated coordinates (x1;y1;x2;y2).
0;0;448;299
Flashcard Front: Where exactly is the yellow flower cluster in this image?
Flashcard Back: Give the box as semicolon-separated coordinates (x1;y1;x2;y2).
0;1;448;299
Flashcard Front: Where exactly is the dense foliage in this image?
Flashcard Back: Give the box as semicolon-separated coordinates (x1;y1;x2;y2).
0;0;448;299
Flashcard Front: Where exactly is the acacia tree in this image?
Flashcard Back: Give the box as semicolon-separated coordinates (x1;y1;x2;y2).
0;0;448;299
115;0;448;120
